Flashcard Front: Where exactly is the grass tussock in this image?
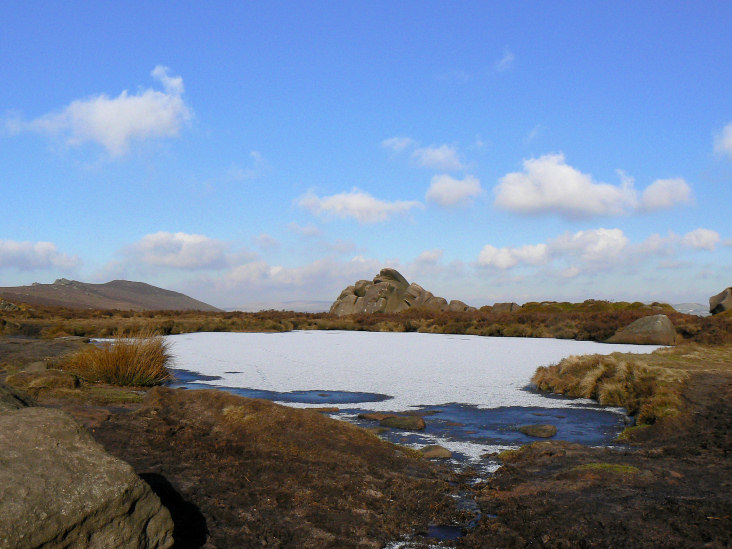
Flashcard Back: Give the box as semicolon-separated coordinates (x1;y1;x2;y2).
61;329;172;386
532;353;685;425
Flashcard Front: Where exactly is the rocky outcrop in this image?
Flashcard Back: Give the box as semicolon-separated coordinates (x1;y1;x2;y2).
0;405;174;548
330;268;474;316
709;287;732;315
606;314;677;346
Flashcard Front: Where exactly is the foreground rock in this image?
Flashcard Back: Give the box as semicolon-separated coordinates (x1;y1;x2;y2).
606;314;677;345
0;405;173;549
710;287;732;315
330;267;475;316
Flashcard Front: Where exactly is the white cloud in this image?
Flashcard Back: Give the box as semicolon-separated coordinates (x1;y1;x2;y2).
297;188;421;224
381;136;415;152
125;232;230;269
478;243;549;269
412;144;464;171
681;228;720;251
551;228;629;262
426;174;483;207
0;240;80;271
10;66;192;156
494;48;515;72
640;178;693;211
227;151;267;181
714;122;732;158
494;154;693;219
494;154;637;218
415;249;444;265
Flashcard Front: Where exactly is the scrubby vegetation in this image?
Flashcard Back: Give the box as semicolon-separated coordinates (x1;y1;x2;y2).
1;299;730;344
60;329;172;386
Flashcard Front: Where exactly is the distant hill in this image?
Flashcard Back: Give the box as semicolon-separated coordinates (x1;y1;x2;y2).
231;300;331;313
671;303;710;317
0;279;220;312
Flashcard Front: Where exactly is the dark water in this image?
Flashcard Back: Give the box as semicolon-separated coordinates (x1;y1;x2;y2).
168;369;393;404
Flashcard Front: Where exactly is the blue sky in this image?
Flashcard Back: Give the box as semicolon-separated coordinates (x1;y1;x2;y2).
1;2;731;308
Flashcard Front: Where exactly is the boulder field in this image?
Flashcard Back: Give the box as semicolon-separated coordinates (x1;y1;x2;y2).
329;267;475;316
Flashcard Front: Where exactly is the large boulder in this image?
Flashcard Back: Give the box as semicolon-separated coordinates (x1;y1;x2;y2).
330;268;461;316
0;406;174;549
492;302;521;313
709;287;732;315
606;314;676;346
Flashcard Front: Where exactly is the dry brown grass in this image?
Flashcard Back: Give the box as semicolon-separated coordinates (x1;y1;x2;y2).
532;345;732;425
60;329;172;386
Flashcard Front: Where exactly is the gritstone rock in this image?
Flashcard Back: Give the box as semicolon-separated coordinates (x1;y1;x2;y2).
492;302;521;313
329;268;471;316
0;406;174;549
709;287;732;315
606;314;677;346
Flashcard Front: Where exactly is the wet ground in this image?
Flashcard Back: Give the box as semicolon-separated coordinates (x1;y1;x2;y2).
169;367;630;475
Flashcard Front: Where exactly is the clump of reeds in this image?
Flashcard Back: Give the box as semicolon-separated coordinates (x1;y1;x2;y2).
61;329;172;386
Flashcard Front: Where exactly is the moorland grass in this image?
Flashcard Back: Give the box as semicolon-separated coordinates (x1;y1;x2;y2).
61;329;172;386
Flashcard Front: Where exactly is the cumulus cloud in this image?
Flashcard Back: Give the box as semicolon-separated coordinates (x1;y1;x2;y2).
494;154;692;219
640;178;693;211
426;174;483;207
681;228;720;251
381;136;415;152
9;66;192;156
297;188;421;224
478;243;549;269
551;228;629;262
0;240;80;271
125;232;231;269
415;249;444;265
714;122;732;158
494;48;515;72
494;154;637;218
412;144;464;171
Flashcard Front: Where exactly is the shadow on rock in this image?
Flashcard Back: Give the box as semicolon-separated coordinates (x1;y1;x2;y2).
140;473;208;548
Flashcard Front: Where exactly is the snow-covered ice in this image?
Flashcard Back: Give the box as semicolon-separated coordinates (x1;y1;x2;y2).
166;330;660;411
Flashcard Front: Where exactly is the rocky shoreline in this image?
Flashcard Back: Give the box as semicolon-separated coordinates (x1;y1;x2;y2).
1;336;731;547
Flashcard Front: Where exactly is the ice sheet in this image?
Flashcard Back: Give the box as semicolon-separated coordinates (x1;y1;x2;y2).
166;331;660;412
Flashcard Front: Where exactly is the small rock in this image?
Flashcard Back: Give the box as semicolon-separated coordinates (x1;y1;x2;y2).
379;415;426;431
519;424;557;438
421;445;452;459
358;412;397;421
